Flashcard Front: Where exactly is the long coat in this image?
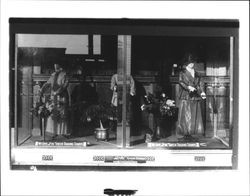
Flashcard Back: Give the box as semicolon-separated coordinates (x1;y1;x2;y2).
179;70;204;101
177;69;205;136
41;70;69;136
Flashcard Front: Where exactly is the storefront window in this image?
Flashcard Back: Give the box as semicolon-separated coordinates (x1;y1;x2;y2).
14;34;234;149
129;36;233;149
10;18;238;168
15;34;121;148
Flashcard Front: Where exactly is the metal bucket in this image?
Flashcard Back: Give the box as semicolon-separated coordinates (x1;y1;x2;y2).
95;128;109;141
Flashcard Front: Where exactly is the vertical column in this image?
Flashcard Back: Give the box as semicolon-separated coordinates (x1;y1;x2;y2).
88;34;93;56
229;36;234;132
116;35;132;148
14;34;18;147
231;34;239;169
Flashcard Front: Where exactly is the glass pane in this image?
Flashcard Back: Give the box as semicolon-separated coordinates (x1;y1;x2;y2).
16;63;33;145
16;34;122;148
14;33;233;149
129;36;232;149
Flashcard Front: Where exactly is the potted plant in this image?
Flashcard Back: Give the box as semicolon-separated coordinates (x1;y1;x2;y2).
30;98;51;141
31;95;69;141
141;92;178;142
81;102;117;141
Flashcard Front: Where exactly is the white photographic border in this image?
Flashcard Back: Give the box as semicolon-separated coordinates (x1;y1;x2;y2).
1;1;249;195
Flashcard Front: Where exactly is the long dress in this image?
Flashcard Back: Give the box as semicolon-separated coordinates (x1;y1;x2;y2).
177;69;205;136
41;70;69;136
110;74;136;123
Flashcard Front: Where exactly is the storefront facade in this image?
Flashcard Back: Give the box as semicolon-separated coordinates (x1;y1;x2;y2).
9;18;239;169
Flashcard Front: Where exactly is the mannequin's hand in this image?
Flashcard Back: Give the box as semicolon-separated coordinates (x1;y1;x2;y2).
113;85;117;92
201;92;206;99
188;86;196;92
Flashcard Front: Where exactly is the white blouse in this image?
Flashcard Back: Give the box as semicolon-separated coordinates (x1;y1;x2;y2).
186;66;195;78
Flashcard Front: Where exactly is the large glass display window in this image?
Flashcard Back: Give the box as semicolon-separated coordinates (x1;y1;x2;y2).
128;36;234;149
14;33;124;148
10;18;239;168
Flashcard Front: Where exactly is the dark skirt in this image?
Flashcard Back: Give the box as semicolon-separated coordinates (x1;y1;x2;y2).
177;100;204;136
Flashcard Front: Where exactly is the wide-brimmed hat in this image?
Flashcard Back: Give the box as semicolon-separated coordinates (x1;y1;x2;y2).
183;53;197;65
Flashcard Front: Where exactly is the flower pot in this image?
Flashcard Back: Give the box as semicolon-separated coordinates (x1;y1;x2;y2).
95;128;109;141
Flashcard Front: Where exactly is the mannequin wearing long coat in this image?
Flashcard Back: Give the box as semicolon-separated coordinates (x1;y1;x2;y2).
40;68;69;136
177;66;206;136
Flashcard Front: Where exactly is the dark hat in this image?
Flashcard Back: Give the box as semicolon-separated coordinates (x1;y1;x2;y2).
183;53;197;65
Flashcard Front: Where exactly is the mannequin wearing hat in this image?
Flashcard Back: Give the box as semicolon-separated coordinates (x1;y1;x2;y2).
40;63;70;139
176;54;206;140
